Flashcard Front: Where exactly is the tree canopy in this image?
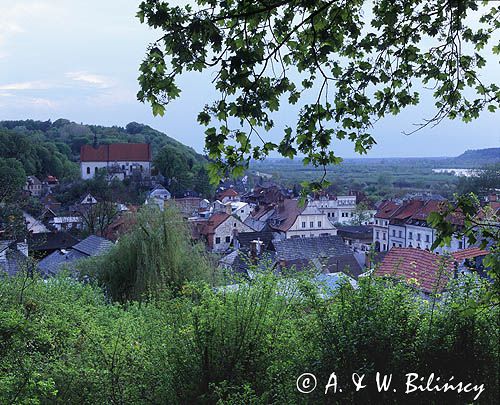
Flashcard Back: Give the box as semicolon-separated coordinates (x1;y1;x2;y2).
137;0;500;186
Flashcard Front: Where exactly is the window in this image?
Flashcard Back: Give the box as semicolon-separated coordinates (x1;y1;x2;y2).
332;212;335;217
350;212;354;217
86;167;90;174
408;232;413;240
317;221;322;227
240;209;244;213
302;221;306;228
426;235;430;243
376;231;380;239
399;243;402;247
225;236;230;243
417;233;421;241
392;230;396;237
233;222;236;227
215;237;221;244
382;244;386;251
327;212;331;217
382;233;386;240
310;221;314;228
392;243;396;247
399;230;402;238
94;167;98;174
122;165;125;170
458;241;463;249
375;219;378;225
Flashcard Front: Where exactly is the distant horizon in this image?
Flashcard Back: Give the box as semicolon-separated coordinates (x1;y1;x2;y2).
2;116;499;160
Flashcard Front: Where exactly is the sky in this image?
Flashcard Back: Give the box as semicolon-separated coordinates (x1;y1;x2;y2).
0;0;498;158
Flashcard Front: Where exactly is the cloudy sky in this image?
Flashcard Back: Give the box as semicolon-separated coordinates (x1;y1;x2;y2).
0;0;498;157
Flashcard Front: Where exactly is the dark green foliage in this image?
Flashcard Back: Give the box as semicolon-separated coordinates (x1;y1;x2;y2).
137;0;500;184
456;164;500;197
0;128;78;180
154;144;215;197
428;192;500;303
79;206;215;301
0;271;497;404
0;157;26;203
0;119;203;161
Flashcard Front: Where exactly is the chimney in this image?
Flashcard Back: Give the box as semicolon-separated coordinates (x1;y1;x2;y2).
249;239;264;263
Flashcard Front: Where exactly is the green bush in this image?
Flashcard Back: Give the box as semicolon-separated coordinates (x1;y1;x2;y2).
0;269;498;404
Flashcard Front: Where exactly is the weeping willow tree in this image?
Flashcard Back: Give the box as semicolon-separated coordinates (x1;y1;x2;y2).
80;206;215;302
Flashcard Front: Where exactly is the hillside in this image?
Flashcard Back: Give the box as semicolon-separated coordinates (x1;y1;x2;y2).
0;120;208;193
0;119;203;161
452;147;500;166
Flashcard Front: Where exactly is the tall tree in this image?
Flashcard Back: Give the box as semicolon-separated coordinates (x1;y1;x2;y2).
137;0;499;187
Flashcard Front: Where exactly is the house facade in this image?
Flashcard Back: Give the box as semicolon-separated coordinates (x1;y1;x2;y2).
80;143;152;180
375;199;470;253
268;200;337;239
309;195;357;224
194;212;254;252
24;175;42;197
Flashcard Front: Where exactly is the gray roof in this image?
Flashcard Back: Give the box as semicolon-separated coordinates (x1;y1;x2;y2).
37;249;87;276
337;225;373;240
244;216;268;231
72;235;113;256
38;235;113;277
0;249;29;276
236;231;275;251
272;236;363;278
272;235;352;261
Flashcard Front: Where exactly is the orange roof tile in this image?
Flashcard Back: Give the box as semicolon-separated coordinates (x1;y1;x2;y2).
375;247;455;293
80;143;151;162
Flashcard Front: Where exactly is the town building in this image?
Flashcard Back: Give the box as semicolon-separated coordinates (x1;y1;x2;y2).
0;240;29;276
309;195;358;224
80;143;152;180
24;175;42;197
145;185;171;210
268;199;337;239
216;188;240;203
374;247;455;294
38;235;113;276
373;198;470;253
192;212;254;253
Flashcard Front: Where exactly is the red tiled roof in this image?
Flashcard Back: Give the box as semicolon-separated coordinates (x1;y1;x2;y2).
411;200;443;221
217;188;239;199
200;212;231;235
452;247;489;261
269;199;303;232
375;247;455;293
375;201;400;219
392;200;425;221
80;143;152;162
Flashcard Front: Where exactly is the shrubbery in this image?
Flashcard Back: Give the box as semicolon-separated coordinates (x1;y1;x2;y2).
0;269;498;404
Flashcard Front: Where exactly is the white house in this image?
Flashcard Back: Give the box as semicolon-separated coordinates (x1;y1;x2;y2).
195;212;254;252
309;195;357;224
376;198;470;253
80;143;152;180
269;200;337;239
145;185;171;210
49;216;83;231
80;193;98;205
24;175;42;197
230;201;252;222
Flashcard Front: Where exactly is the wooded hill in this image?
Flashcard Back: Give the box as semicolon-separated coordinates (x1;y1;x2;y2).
0;120;209;195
